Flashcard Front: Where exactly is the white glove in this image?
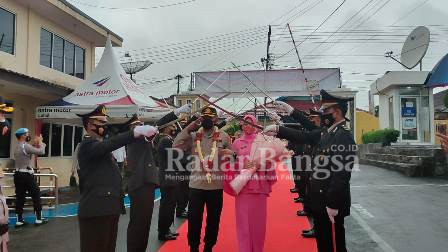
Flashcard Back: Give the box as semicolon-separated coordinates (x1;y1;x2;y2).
218;110;226;118
326;207;339;223
133;125;159;138
267;110;281;121
263;124;279;136
225;115;233;123
174;103;192;116
273;101;294;115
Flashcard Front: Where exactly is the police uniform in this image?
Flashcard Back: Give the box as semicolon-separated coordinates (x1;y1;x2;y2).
277;110;323;236
173;107;231;252
125;112;177;251
13;128;46;226
308;90;356;252
76;105;137;252
156;115;185;241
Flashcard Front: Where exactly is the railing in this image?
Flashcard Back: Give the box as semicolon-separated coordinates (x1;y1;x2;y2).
1;170;59;211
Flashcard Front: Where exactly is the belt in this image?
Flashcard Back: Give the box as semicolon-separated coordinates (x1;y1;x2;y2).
15;168;34;174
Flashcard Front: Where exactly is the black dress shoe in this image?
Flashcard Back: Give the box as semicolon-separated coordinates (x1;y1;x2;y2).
294;197;304;203
176;211;188;218
301;228;312;234
302;229;316;238
158;233;177;241
169;230;180;236
290;188;299;193
204;244;214;252
297;210;308;216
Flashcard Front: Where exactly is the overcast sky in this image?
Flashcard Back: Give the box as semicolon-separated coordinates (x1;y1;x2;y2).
68;0;448;110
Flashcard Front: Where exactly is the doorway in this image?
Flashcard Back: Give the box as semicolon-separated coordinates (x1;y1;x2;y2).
400;96;419;142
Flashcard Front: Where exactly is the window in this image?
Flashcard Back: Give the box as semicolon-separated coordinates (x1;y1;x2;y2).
64;41;75;76
42;123;50;157
75;46;85;79
178;100;183;107
53;35;64;72
74;127;83;149
0;7;15;54
40;28;85;79
63;125;73;156
40;29;52;68
196;100;201;111
51;124;62;156
186;100;192;104
41;123;84;157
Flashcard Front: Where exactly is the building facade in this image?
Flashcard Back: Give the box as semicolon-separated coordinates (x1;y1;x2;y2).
370;71;435;144
175;92;209;113
0;0;122;186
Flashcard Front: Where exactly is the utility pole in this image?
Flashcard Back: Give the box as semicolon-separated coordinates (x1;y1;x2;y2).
263;25;272;125
175;74;184;94
266;25;272;71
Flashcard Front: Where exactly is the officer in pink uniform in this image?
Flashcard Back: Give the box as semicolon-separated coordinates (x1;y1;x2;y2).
228;114;277;252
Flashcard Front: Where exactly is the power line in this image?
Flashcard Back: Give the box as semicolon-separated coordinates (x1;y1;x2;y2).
274;0;348;61
269;0;309;24
303;0;378;57
67;0;197;10
285;0;324;24
119;31;267;60
336;0;432;55
123;37;269;64
317;0;393;57
118;26;266;54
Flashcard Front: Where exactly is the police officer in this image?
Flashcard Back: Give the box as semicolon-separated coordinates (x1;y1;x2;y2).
300;109;322;238
125;103;191;252
268;103;324;238
76;105;158;252
156;118;183;241
13;128;47;226
266;90;356;252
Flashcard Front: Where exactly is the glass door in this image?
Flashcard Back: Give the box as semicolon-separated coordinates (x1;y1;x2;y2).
400;96;419;142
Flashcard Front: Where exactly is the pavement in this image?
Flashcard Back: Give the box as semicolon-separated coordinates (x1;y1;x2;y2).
346;164;448;252
8;164;448;252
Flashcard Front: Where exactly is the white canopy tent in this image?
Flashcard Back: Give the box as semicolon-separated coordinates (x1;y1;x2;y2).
36;36;171;125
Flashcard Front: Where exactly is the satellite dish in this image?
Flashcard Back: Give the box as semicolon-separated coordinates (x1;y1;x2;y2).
385;26;430;70
401;26;430;69
121;60;152;82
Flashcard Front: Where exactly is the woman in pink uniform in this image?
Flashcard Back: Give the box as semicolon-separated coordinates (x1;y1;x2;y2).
226;114;277;252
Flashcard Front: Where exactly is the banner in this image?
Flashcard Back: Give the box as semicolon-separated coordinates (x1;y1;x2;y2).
193;68;341;97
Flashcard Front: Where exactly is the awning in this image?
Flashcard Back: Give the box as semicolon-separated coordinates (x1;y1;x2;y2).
426;53;448;88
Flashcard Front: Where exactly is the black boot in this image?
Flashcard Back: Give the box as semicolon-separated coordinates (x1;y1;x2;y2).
302;228;316;238
294;197;304;203
158;233;177;241
204;244;214;252
297;210;308;216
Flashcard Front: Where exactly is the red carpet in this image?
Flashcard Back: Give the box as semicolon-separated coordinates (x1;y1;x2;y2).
160;163;317;252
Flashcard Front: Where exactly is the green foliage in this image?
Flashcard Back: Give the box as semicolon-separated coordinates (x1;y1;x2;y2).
444;93;448;109
224;121;240;137
362;128;400;145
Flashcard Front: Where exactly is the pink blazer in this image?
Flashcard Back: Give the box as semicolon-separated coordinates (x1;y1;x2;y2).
224;133;277;196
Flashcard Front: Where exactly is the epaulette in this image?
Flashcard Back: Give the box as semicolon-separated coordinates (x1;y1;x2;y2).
341;124;350;131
